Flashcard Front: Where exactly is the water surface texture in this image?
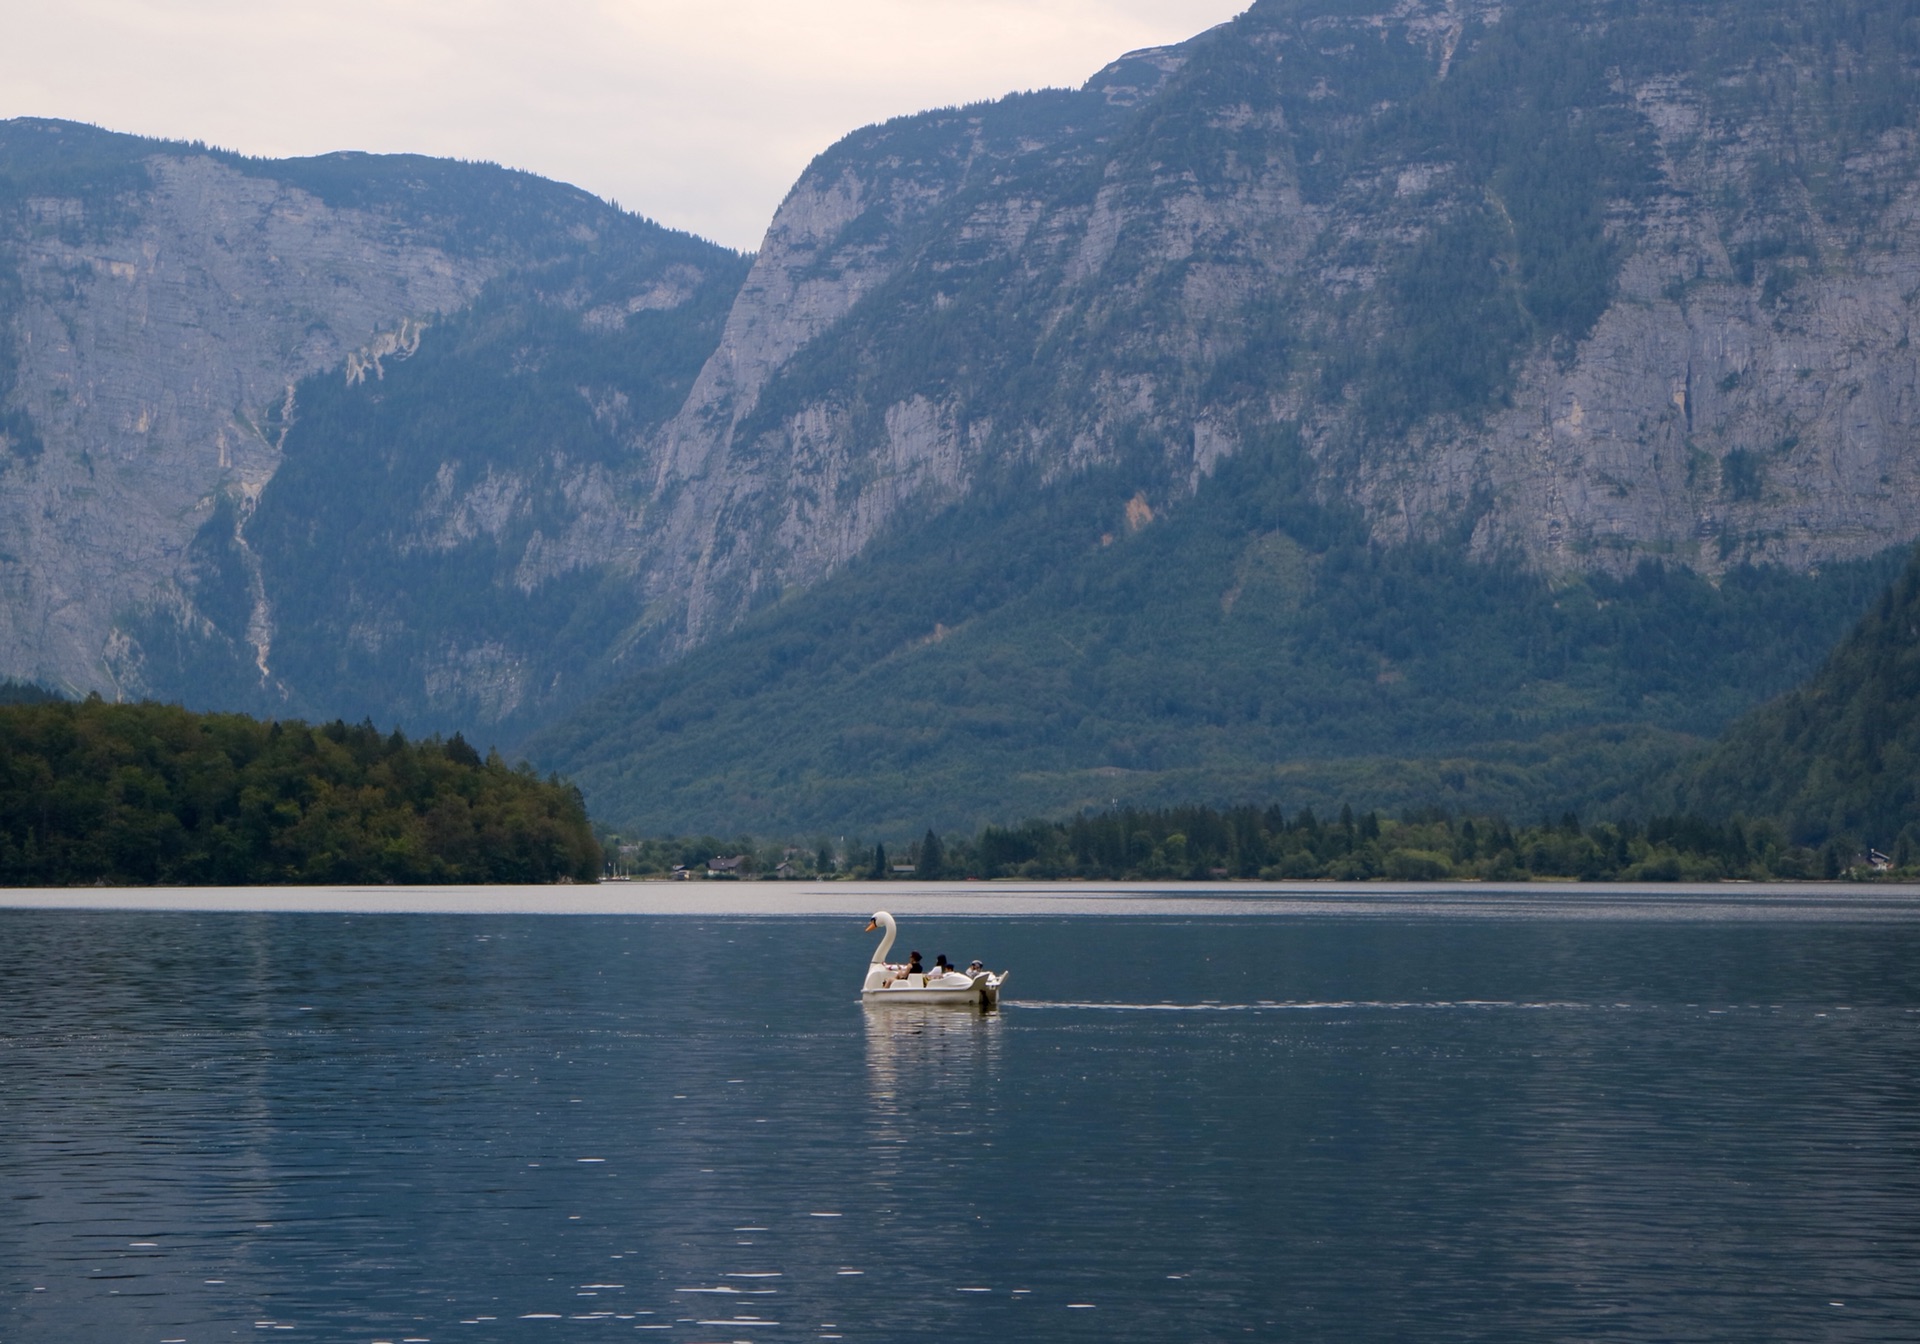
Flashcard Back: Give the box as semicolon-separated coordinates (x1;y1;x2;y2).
3;899;1918;1342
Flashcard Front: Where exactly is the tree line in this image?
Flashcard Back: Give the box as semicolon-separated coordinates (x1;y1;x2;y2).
0;698;601;885
605;800;1887;884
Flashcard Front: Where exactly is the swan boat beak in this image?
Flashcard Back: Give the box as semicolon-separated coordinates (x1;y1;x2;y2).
864;917;878;932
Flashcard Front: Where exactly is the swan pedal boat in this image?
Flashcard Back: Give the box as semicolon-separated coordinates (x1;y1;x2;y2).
863;911;1009;1007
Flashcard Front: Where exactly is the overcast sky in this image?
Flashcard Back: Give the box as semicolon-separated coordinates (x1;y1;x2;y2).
4;0;1247;251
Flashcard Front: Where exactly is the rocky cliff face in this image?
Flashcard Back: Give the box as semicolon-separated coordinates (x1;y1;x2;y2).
0;119;742;714
1351;40;1920;576
630;0;1920;659
0;139;482;695
6;0;1920;749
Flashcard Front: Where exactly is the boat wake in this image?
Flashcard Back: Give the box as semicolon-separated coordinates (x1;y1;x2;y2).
1010;999;1599;1013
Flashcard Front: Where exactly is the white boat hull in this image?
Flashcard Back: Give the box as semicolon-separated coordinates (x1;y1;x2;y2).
861;969;1009;1008
862;985;984;1005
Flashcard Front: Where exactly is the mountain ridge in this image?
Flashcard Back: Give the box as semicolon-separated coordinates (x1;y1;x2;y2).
523;0;1920;832
0;116;746;721
603;0;1920;669
3;1;1919;836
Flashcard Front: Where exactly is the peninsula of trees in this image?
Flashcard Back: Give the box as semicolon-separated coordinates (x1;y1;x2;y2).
0;699;600;886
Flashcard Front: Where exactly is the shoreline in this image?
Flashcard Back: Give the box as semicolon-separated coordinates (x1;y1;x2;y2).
4;880;1920;920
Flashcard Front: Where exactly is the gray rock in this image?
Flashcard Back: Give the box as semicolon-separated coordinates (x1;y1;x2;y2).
0;151;490;696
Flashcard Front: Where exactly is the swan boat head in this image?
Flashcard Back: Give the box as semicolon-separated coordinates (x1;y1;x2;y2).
862;909;1009;1007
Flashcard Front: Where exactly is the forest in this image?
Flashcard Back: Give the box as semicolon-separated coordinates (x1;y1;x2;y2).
0;698;600;886
604;538;1920;885
606;800;1888;886
1668;543;1920;848
536;429;1907;838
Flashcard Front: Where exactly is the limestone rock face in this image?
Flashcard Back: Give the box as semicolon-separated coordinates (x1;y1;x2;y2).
626;0;1920;662
630;27;1302;648
0;120;741;719
1348;76;1920;577
0;152;487;695
7;0;1920;741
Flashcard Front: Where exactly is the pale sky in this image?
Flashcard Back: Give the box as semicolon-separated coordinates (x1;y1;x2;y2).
2;0;1247;251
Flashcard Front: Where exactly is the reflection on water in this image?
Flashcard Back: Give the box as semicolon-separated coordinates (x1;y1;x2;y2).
864;1006;1005;1246
3;908;1919;1342
864;1004;1004;1118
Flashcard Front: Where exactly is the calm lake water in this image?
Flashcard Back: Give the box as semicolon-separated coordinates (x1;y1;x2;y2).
3;886;1918;1342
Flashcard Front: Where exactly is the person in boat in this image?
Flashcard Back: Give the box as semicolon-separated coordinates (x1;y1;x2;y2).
933;954;954;978
967;959;986;976
905;950;924;980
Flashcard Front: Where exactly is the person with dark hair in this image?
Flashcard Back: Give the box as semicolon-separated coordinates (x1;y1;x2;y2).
905;950;924;980
933;954;954;977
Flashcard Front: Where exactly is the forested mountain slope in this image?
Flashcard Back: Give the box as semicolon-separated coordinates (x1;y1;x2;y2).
528;432;1903;836
1666;543;1920;849
164;220;747;734
7;0;1920;838
527;0;1920;834
0;118;744;724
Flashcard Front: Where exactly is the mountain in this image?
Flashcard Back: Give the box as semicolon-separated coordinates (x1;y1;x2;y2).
6;0;1920;838
611;0;1920;645
0;118;746;725
525;430;1902;837
167;205;747;735
1666;543;1920;850
525;0;1920;834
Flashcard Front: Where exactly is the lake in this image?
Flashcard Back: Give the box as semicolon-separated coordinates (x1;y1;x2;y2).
3;883;1918;1342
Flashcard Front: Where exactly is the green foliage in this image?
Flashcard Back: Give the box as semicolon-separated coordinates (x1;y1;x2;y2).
1362;203;1535;424
529;429;1904;837
0;699;600;886
0;118;159;235
950;801;1814;883
1336;1;1657;425
153;235;748;735
1720;448;1766;502
225;149;702;259
613;798;1863;884
0;679;59;706
1668;543;1920;847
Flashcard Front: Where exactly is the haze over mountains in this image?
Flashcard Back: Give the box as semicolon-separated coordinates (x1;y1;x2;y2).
3;0;1918;837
